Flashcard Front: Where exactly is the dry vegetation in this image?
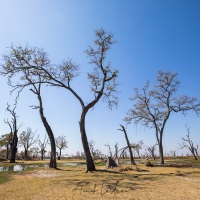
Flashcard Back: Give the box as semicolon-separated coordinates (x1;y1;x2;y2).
0;159;200;200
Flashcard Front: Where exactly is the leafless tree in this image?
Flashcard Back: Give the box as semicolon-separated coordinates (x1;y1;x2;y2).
125;71;200;164
55;135;68;160
19;127;38;160
134;140;143;158
38;135;48;160
1;29;118;172
105;143;113;158
117;124;136;165
179;125;199;160
168;150;177;157
29;146;40;159
114;143;119;160
88;140;103;160
4;103;22;163
1;49;59;169
0;133;12;159
88;140;95;159
145;144;157;160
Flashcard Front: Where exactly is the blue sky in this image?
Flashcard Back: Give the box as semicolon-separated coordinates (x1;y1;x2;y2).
0;0;200;157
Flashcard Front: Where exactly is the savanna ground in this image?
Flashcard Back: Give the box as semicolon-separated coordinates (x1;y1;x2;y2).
0;158;200;200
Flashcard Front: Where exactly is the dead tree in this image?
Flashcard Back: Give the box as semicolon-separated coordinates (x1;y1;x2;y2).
38;135;48;160
179;125;199;160
4;103;22;163
145;144;157;160
0;133;12;159
105;144;113;158
118;124;136;165
19;127;38;160
134;140;143;158
55;135;68;160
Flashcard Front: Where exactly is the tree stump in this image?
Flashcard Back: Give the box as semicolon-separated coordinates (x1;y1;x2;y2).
106;157;118;168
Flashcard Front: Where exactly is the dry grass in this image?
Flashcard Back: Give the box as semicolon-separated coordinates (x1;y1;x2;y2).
0;160;200;200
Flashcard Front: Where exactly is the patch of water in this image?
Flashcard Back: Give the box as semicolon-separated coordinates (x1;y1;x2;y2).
0;162;83;172
119;160;140;165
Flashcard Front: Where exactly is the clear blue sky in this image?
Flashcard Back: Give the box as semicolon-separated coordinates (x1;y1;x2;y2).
0;0;200;157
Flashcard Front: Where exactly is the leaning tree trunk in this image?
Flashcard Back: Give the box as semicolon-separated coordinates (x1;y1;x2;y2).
119;125;136;165
10;133;18;163
42;118;57;168
38;94;57;169
191;149;198;160
80;111;95;172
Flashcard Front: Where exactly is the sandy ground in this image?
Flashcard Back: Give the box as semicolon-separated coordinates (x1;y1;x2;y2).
0;163;200;200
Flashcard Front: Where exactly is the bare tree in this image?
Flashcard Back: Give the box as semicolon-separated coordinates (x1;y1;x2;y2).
1;50;58;168
38;135;48;160
168;150;176;157
134;140;143;158
125;71;200;164
55;135;68;160
19;127;38;160
1;29;118;172
4;103;22;163
117;124;136;165
29;146;40;159
179;125;199;160
145;144;157;160
105;144;113;158
0;133;12;159
88;140;96;160
114;143;119;160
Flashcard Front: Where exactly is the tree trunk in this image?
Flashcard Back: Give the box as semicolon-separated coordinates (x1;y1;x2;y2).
192;149;198;160
10;133;18;163
39;102;57;168
158;141;164;164
152;152;156;160
58;149;61;160
48;132;57;168
6;143;9;160
41;150;44;160
24;147;28;160
80;110;95;172
119;125;136;165
34;87;57;168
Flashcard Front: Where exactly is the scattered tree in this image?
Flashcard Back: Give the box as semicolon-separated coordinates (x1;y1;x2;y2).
145;144;157;160
117;124;136;165
1;50;58;168
55;135;68;160
125;71;200;164
29;146;40;159
1;28;118;172
114;143;119;160
4;103;22;163
0;133;12;159
19;127;38;160
179;125;199;160
134;140;143;158
168;150;176;157
88;140;96;160
38;135;48;160
105;144;113;158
